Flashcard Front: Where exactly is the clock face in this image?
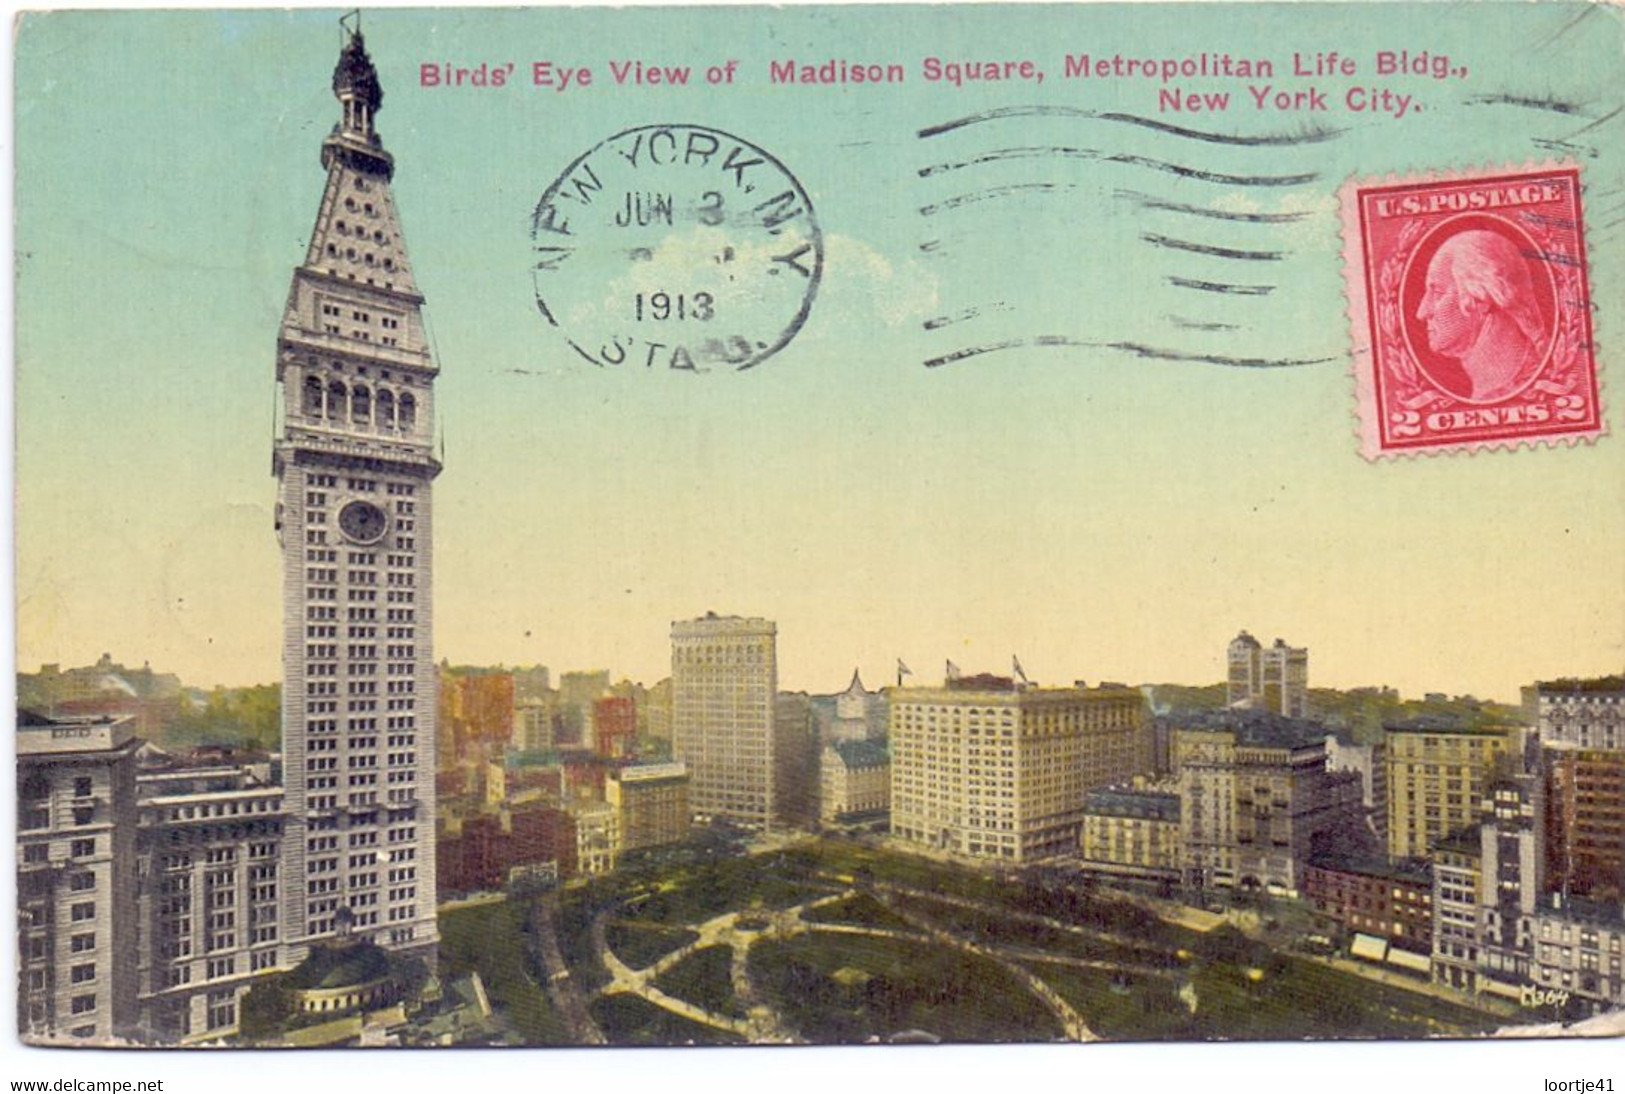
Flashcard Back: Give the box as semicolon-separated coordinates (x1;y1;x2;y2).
337;499;389;544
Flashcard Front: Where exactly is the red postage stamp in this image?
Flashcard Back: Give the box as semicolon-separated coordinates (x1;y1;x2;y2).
1340;164;1602;458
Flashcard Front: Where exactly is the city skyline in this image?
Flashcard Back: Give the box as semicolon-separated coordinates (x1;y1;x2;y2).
13;613;1603;707
16;9;1622;708
12;3;1625;1067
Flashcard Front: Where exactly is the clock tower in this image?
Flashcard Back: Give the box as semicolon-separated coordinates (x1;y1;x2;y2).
273;24;439;964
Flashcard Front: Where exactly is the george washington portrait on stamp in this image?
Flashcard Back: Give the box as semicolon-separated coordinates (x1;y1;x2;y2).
1413;227;1549;405
1342;165;1601;458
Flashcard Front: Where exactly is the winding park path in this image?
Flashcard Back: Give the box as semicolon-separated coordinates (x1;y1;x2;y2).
586;883;1125;1043
532;894;607;1045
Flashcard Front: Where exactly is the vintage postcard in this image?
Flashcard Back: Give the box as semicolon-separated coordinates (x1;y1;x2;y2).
10;0;1624;1075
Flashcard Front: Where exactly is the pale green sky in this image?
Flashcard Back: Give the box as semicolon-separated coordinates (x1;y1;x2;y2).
14;5;1625;699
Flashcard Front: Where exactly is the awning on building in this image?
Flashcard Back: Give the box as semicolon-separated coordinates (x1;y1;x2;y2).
1387;947;1431;973
1350;933;1389;962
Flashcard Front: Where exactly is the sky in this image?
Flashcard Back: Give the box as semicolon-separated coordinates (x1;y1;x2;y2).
13;4;1625;701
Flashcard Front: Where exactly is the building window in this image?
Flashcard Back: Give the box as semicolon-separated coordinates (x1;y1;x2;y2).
70;994;96;1015
70;902;96;922
206;991;236;1031
71;963;96;984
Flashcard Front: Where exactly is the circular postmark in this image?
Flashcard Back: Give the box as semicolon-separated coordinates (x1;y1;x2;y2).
529;124;823;373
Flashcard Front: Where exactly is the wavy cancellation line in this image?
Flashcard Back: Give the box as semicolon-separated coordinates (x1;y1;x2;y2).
917;106;1347;147
920;336;1334;370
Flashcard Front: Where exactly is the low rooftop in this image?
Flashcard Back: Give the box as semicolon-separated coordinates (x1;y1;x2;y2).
1385;718;1512;737
1536;676;1625;695
830;738;889;769
1083;786;1179;822
1307;852;1432;886
1163;709;1330;750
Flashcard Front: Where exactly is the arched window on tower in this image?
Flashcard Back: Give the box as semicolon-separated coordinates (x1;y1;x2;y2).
399;393;417;430
304;376;324;417
327;380;347;421
351;385;371;424
376;389;395;429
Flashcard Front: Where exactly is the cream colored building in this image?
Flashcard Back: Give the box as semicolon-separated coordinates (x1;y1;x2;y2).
134;767;286;1044
670;613;777;826
570;801;620;876
888;681;1146;862
606;763;691;851
1171;712;1366;895
1531;897;1625;1015
1384;721;1511;861
820;739;890;826
17;712;141;1043
1532;676;1624;750
1080;783;1181;880
1227;631;1309;718
515;695;559;754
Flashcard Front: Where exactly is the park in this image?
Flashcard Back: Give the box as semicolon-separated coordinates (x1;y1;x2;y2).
439;835;1513;1045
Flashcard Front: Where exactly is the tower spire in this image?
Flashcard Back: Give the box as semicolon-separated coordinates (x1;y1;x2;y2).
274;19;440;966
323;14;393;178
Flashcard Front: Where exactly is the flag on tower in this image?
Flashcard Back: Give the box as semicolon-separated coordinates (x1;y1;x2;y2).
897;658;913;686
946;659;961;681
1013;655;1029;683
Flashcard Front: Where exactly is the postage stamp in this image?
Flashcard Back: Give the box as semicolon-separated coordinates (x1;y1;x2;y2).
530;124;823;373
1339;164;1602;458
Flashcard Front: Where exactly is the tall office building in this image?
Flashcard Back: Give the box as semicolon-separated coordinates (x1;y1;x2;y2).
1543;745;1625;902
670;613;778;826
1475;772;1546;994
606;763;692;851
17;713;141;1042
1226;631;1309;718
134;764;286;1042
1384;721;1511;861
273;27;440;963
773;692;820;828
889;679;1146;862
1530;678;1623;902
1169;711;1366;895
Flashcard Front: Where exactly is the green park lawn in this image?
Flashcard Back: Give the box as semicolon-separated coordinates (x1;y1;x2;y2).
590;992;745;1046
651;944;746;1017
749;931;1064;1043
890;892;1181;969
604;919;701;970
1183;957;1504;1040
438;898;570;1045
800;892;912;931
482;837;1513;1046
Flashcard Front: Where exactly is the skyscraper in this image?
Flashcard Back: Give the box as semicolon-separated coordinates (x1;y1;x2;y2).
1384;721;1511;860
1226;630;1309;718
889;679;1147;862
273;26;440;963
670;613;777;826
17;713;141;1042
